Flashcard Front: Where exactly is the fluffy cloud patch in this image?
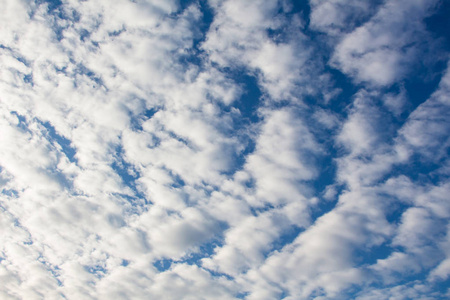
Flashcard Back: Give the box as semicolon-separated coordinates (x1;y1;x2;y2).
0;0;449;299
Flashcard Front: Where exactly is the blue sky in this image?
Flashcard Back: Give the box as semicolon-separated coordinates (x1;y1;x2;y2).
0;0;449;299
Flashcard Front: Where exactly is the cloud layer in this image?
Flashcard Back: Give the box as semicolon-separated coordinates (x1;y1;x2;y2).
1;0;449;299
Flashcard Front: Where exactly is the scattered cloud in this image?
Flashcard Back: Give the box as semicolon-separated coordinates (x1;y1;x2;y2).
0;0;449;299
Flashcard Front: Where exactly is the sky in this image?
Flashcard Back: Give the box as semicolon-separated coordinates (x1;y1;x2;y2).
0;0;450;299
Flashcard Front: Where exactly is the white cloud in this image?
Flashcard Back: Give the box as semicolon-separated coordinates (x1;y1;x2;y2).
202;0;321;101
330;0;439;86
400;62;450;160
355;282;441;300
310;0;378;36
0;0;449;299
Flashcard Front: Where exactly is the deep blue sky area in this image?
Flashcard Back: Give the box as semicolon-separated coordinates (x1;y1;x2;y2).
1;0;449;299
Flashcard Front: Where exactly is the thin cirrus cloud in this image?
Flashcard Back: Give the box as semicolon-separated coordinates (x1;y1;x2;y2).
0;0;449;299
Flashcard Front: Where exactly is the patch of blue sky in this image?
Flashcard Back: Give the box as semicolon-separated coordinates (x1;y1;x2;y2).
266;0;311;45
402;58;448;112
1;189;18;197
107;26;126;38
37;254;63;285
230;72;262;125
23;73;33;85
110;145;150;209
166;132;199;156
85;264;107;279
121;259;130;267
307;122;340;194
111;193;149;217
250;203;276;216
236;291;251;299
112;146;139;183
386;156;447;186
40;120;77;164
434;277;450;296
203;268;234;281
73;63;104;88
310;193;340;222
153;258;173;272
177;0;214;68
35;0;62;12
33;0;80;41
153;235;224;272
9;111;29;132
13;54;31;68
2;115;75;190
302;0;448;120
212;72;262;176
181;0;214;47
354;242;396;267
172;218;301;274
130;107;159;131
318;66;358;110
168;173;186;189
383;200;411;225
190;181;218;199
271;224;304;252
78;28;91;42
181;240;220;264
425;0;450;51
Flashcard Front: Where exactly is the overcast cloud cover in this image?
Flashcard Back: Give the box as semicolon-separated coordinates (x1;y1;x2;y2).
1;0;449;299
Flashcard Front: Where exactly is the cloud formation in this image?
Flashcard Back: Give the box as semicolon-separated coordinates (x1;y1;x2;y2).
1;0;449;299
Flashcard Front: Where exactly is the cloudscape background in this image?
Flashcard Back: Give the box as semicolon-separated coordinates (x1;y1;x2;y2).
1;0;450;299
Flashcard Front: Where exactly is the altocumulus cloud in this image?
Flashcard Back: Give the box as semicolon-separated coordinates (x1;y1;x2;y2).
0;0;449;299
